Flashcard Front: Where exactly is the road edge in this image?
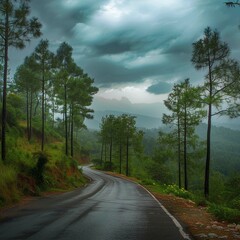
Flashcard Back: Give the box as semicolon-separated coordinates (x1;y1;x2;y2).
103;170;192;240
139;184;192;240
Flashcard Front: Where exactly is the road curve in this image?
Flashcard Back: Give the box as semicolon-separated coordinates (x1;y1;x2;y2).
0;167;191;240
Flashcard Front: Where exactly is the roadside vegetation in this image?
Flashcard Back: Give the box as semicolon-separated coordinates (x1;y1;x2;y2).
0;1;97;208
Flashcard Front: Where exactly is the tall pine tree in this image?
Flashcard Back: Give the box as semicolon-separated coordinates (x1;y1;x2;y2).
0;0;41;161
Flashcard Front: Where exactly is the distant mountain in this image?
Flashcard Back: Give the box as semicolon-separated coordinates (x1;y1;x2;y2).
91;96;167;118
85;110;162;130
87;96;240;131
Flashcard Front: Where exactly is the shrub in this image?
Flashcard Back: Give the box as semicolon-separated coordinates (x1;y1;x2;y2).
32;152;48;186
141;179;156;185
103;161;113;171
229;197;240;211
147;162;173;184
192;193;209;207
208;203;240;223
92;158;102;167
163;184;193;199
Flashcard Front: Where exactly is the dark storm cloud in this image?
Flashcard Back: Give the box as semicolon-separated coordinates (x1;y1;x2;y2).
147;82;172;95
93;40;132;55
80;57;149;87
9;0;240;90
30;0;109;38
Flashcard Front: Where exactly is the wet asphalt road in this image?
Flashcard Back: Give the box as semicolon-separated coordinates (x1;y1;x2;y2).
0;167;190;240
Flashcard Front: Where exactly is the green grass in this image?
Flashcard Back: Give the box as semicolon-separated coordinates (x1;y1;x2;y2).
0;120;88;208
0;163;17;187
0;164;19;206
144;181;239;223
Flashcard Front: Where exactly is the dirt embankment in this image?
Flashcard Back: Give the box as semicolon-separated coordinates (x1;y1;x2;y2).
154;193;240;240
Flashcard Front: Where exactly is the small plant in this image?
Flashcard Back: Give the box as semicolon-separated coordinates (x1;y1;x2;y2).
230;197;240;210
163;184;192;199
141;179;156;185
193;195;209;207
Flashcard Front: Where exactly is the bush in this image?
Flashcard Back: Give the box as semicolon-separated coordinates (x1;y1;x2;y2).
209;171;227;204
92;158;103;167
163;184;193;199
103;161;113;171
192;193;209;207
141;179;156;185
147;162;173;184
32;152;48;186
208;203;240;223
229;197;240;211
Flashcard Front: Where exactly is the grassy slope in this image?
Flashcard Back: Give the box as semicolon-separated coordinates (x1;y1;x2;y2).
0;123;87;208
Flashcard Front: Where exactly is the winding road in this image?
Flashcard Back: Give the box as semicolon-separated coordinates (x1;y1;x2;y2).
0;167;191;240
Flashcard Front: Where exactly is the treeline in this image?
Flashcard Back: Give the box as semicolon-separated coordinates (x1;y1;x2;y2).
98;114;143;176
161;27;240;198
94;27;240;202
0;1;97;204
0;1;98;162
13;40;98;157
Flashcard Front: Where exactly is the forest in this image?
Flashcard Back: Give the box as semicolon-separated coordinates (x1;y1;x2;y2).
90;27;240;222
0;0;240;224
0;1;97;206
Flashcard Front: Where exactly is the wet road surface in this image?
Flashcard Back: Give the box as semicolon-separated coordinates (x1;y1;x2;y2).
0;167;191;240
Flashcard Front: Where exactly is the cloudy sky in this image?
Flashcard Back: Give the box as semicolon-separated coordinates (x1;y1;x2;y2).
9;0;240;118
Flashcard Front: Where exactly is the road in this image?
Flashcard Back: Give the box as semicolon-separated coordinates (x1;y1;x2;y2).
0;167;191;240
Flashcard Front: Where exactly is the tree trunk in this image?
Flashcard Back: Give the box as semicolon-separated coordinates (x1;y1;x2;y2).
204;62;213;198
33;93;39;116
29;91;33;141
1;8;9;162
44;93;47;124
205;102;212;198
184;103;188;190
64;82;68;156
41;70;45;151
52;97;55;128
26;90;30;141
109;135;112;164
126;136;129;176
100;141;104;166
177;117;181;189
104;142;107;163
119;142;122;174
70;105;74;158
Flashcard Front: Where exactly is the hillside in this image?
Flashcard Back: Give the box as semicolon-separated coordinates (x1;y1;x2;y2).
0;122;87;208
141;123;240;176
196;124;240;175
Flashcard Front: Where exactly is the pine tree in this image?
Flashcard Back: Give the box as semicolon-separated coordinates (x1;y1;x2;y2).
0;0;41;161
33;39;54;151
192;27;240;197
163;79;205;190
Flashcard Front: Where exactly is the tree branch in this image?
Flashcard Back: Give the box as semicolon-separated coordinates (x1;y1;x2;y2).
225;1;240;7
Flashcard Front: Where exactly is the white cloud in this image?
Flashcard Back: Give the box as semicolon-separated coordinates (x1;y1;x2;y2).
96;81;169;104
